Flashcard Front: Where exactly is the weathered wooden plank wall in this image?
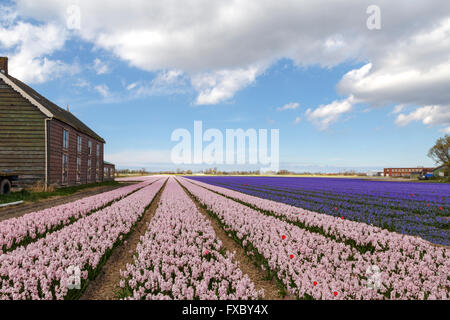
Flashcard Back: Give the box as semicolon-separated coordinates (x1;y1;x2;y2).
0;79;45;186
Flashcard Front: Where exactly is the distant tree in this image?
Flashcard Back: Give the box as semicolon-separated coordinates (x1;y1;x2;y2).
428;135;450;168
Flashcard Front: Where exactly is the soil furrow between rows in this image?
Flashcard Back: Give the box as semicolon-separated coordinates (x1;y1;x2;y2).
80;179;167;300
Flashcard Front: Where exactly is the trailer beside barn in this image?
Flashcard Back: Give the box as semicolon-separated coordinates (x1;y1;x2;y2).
0;171;18;194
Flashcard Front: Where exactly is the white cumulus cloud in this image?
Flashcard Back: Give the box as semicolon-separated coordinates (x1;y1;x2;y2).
93;58;110;75
278;102;300;111
0;20;77;83
5;0;450;123
94;84;110;97
305;96;354;130
191;66;261;105
395;105;450;127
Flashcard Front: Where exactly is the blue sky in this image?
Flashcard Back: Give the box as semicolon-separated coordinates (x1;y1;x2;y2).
1;1;449;172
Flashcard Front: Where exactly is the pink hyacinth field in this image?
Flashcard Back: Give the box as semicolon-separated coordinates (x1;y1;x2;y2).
0;175;448;300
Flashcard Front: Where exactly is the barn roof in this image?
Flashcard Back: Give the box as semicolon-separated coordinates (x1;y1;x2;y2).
0;73;105;143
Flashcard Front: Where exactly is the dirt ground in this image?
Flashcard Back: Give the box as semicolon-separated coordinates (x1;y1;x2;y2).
0;182;135;222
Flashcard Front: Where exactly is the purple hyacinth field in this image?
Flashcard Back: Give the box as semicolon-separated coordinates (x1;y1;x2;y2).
186;176;450;245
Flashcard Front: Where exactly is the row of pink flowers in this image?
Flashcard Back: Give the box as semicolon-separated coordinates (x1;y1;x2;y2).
178;178;449;300
119;177;263;300
0;178;160;253
0;179;165;300
116;176;159;182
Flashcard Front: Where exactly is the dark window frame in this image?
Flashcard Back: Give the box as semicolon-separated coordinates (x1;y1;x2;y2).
87;159;92;182
63;129;69;150
62;154;68;184
76;157;81;183
77;135;82;154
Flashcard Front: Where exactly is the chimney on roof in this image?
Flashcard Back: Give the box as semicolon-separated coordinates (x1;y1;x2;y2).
67;105;70;112
0;57;8;75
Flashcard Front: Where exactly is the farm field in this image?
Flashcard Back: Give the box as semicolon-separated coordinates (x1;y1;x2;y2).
179;177;449;300
186;176;450;246
0;175;448;300
0;181;129;222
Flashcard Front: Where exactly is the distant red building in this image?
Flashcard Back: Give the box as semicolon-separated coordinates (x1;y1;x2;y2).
384;167;434;177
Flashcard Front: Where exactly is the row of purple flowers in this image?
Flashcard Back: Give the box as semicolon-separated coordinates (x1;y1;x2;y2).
186;176;449;245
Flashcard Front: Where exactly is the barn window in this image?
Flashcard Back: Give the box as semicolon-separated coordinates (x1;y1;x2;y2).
62;154;68;184
87;159;91;182
96;160;100;181
77;136;82;154
63;130;69;149
88;140;92;155
76;157;81;182
96;144;100;157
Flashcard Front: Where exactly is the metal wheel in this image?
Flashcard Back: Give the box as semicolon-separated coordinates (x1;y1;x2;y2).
0;178;11;195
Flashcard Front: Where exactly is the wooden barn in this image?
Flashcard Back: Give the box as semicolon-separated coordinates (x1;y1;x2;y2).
0;56;113;188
